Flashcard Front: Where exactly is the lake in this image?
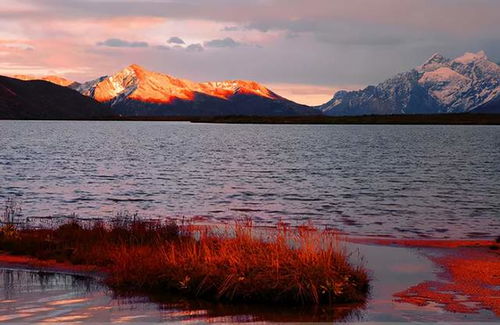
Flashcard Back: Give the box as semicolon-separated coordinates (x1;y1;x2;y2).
0;121;499;239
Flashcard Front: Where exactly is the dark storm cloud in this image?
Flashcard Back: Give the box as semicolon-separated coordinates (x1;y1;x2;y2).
97;38;149;48
222;26;240;32
167;37;185;45
3;0;499;93
204;37;240;48
186;43;204;52
154;45;171;50
18;0;500;29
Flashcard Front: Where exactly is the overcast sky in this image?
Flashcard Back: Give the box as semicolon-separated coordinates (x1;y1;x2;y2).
1;0;499;105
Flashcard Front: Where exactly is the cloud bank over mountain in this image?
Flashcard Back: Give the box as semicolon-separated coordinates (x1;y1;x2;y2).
0;0;499;105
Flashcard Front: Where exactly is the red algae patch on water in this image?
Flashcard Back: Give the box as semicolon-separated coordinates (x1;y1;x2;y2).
346;237;494;249
0;253;103;276
394;248;500;316
346;236;500;316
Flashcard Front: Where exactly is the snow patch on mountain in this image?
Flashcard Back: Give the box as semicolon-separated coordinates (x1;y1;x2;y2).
419;67;471;107
453;50;487;65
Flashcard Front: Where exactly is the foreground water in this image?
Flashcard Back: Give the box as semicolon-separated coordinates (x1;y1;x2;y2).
1;243;496;323
1;121;499;238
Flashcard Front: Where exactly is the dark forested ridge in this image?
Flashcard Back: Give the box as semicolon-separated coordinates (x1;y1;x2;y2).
0;76;105;119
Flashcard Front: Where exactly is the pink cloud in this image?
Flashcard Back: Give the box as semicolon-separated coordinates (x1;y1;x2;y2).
0;0;498;92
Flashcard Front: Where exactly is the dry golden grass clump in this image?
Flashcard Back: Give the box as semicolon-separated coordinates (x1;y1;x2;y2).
0;219;369;305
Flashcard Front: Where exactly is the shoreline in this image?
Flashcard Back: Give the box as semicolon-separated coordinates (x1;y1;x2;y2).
1;236;499;320
345;236;496;248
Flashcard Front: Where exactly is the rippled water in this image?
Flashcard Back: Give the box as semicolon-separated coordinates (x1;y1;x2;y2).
1;121;499;238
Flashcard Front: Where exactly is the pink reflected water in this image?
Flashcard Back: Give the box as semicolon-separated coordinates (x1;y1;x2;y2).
1;122;499;239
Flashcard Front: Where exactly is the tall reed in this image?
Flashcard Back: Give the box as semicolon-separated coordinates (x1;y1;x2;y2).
0;219;369;305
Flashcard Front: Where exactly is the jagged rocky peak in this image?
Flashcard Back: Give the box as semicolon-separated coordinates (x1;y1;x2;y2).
425;53;448;64
121;64;152;79
113;64;147;81
418;53;450;72
127;63;144;71
418;51;492;73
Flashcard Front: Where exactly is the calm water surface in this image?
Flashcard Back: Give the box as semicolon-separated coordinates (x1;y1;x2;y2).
0;267;361;323
1;121;499;238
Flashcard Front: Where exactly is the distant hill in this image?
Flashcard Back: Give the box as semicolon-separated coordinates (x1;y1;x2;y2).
74;64;318;117
12;74;80;88
319;51;500;116
0;76;105;119
5;50;499;119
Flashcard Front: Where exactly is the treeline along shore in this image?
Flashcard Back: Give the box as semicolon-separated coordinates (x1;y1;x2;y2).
187;113;500;125
3;113;499;125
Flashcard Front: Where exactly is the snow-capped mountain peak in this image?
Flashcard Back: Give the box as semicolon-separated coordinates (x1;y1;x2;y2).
127;63;145;72
72;64;316;116
452;50;488;65
418;53;450;72
77;65;280;105
321;50;500;115
423;52;448;64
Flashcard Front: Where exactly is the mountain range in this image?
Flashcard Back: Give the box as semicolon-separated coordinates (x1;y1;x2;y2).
1;50;499;119
319;51;499;115
73;64;317;116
